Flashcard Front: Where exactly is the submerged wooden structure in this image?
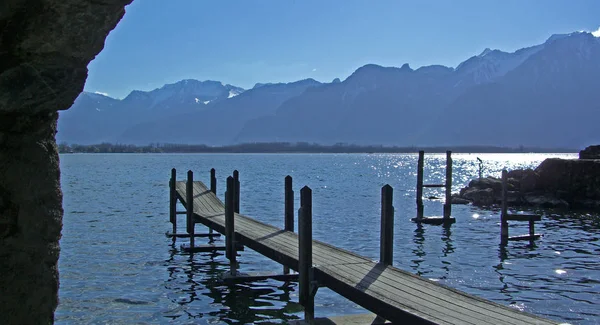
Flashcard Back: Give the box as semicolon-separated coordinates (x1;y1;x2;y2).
501;169;542;244
166;167;557;324
412;151;456;225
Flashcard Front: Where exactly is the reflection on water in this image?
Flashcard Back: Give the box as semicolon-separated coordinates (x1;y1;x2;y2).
56;153;599;324
411;224;426;276
163;241;303;323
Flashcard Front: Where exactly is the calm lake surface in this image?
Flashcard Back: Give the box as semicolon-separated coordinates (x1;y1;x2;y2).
55;153;599;324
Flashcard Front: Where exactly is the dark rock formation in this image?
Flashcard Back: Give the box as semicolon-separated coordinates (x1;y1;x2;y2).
0;1;131;323
579;145;600;159
453;157;600;210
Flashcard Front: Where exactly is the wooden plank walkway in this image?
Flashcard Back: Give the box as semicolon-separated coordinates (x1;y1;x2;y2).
175;180;557;325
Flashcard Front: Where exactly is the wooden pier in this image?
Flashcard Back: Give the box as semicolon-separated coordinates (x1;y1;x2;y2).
168;168;557;325
500;169;542;244
412;151;456;225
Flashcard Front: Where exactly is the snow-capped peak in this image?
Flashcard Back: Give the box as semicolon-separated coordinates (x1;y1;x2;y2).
228;89;241;98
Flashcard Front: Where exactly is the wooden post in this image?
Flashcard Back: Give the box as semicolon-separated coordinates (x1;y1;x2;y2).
186;170;195;250
501;170;508;245
298;186;314;321
225;176;236;275
210;168;217;194
529;220;535;238
233;170;240;214
208;168;216;235
380;185;394;266
170;168;177;235
443;151;452;219
284;175;294;274
416;151;425;219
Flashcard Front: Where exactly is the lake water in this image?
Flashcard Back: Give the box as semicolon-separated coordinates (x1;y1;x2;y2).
55;153;599;324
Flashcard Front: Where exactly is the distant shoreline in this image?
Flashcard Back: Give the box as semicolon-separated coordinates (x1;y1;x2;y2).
57;142;578;154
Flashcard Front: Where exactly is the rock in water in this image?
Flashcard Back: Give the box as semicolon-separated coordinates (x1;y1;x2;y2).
579;145;600;159
453;156;600;210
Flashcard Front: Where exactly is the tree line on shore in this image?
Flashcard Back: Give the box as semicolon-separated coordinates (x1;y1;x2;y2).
57;142;576;154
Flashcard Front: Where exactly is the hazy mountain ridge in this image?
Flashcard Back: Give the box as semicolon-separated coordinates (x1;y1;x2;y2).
58;31;600;148
237;31;600;147
116;78;322;145
58;80;245;144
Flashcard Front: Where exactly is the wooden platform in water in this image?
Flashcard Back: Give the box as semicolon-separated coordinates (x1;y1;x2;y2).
176;181;557;325
411;216;456;225
165;231;221;238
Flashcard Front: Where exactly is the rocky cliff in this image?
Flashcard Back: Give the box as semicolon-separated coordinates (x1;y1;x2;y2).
0;1;132;323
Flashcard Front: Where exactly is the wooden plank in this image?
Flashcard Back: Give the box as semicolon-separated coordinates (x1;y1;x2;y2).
423;184;445;188
411;216;456;225
289;313;391;325
174;180;556;325
165;232;221;238
509;234;542;241
505;214;541;222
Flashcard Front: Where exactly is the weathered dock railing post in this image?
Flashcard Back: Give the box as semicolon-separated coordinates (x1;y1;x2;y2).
186;170;195;250
443;151;453;219
299;186;316;321
529;217;535;239
380;185;394;266
500;170;509;245
233;170;240;214
210;168;217;194
170;168;177;235
225;176;237;276
207;168;217;236
284;175;294;275
416;151;425;220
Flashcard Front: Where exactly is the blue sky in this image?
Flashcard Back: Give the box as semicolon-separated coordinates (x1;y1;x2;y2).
85;0;600;99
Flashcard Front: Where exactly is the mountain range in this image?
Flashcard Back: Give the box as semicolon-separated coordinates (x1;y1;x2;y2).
58;31;600;148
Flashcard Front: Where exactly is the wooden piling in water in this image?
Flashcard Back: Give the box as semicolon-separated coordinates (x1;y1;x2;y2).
443;151;453;219
186;170;195;249
170;168;177;235
225;176;236;275
380;185;394;266
501;170;509;245
208;168;217;235
233;170;240;214
416;151;425;220
299;186;314;321
284;175;294;275
210;168;217;194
